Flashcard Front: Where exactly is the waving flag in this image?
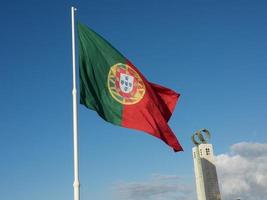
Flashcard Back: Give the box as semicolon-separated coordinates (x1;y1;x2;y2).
78;22;183;152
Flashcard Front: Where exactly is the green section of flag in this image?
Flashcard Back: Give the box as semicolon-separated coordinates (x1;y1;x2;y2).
78;22;124;125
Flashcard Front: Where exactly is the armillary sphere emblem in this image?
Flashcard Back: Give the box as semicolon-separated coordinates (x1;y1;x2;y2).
191;129;211;145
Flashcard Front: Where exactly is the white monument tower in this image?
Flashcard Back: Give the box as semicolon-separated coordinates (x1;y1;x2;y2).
192;129;221;200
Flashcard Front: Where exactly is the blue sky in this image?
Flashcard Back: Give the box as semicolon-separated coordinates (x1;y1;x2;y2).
1;1;267;200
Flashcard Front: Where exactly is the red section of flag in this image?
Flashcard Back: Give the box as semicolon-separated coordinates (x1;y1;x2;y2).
121;61;183;152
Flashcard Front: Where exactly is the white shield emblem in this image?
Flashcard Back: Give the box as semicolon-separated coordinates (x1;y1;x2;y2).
119;73;134;93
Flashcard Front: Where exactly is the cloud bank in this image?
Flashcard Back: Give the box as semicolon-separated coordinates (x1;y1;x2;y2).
112;142;267;200
216;142;267;200
113;174;195;200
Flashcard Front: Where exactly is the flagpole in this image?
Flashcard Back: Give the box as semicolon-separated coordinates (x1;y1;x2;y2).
71;6;80;200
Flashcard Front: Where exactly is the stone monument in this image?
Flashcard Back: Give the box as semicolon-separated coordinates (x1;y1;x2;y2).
192;129;221;200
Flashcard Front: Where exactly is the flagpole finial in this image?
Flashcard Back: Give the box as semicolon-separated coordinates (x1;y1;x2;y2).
71;6;77;11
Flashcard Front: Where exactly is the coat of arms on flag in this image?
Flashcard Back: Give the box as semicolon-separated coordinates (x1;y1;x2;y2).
119;73;134;93
108;63;146;105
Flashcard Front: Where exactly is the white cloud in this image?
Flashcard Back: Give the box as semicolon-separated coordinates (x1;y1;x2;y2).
112;142;267;200
216;142;267;200
112;174;195;200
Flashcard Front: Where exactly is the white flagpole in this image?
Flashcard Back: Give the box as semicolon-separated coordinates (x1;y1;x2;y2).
71;6;80;200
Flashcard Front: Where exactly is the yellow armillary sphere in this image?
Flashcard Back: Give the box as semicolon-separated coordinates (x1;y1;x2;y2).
108;63;146;105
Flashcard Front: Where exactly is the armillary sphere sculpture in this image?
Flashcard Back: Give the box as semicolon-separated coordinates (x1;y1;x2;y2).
191;129;211;145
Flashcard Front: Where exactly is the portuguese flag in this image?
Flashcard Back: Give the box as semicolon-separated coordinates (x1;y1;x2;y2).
78;22;183;152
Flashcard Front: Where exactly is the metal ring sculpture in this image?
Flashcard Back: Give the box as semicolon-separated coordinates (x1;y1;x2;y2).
191;129;211;145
